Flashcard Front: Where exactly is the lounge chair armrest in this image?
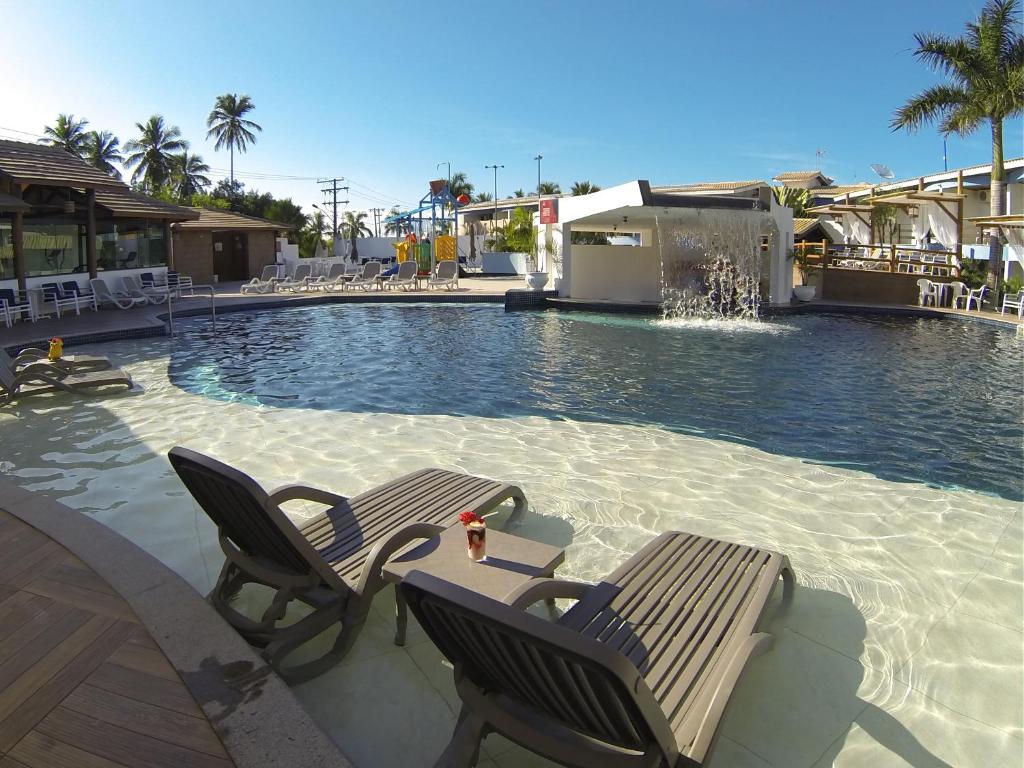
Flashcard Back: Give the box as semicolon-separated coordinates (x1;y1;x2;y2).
268;484;347;506
355;521;448;596
17;361;69;379
503;578;594;610
14;348;45;363
688;632;774;761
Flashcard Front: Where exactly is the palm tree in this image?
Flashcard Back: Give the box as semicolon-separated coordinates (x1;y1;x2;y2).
892;0;1023;292
570;181;601;196
341;211;372;261
474;192;493;203
513;188;526;198
299;211;328;257
172;152;212;200
83;131;123;178
449;171;474;199
123;115;188;191
538;181;561;195
206;93;262;188
384;207;411;236
40;114;89;157
771;187;813;218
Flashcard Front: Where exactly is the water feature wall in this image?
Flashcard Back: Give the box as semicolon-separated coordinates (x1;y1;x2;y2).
657;209;778;320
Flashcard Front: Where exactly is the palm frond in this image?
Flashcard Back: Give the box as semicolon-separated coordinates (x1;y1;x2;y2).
890;84;970;131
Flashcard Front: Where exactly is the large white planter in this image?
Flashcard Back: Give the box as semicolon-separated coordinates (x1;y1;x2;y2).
525;272;549;290
793;285;816;302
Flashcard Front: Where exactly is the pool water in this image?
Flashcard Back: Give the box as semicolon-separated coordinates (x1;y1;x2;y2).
0;303;1020;768
168;304;1023;500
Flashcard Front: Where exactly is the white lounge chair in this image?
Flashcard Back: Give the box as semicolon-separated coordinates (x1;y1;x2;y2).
89;278;147;309
276;263;313;292
343;261;382;291
427;260;458;291
383;260;418;291
0;361;133;405
309;263;349;291
1000;290;1023;317
241;265;280;294
916;278;939;307
121;275;169;305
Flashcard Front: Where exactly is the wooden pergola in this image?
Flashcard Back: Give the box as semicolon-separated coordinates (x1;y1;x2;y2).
808;170;968;253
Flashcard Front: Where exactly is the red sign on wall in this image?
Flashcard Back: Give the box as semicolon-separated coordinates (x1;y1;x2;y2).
539;198;558;224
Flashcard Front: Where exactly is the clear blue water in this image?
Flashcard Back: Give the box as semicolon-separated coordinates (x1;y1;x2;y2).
166;304;1024;500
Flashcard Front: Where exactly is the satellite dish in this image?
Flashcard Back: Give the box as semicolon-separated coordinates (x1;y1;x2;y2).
870;163;895;180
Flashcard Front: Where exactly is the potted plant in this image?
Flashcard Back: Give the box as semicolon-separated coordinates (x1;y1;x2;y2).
791;248;820;301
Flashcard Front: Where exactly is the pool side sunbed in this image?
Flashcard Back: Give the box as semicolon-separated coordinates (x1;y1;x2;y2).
3;347;112;374
167;447;529;684
0;362;133;404
401;530;794;768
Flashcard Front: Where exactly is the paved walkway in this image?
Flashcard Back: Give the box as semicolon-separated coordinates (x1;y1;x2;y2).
0;509;235;768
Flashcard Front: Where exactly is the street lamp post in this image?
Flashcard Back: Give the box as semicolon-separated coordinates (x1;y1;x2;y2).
534;155;542;201
485;164;503;235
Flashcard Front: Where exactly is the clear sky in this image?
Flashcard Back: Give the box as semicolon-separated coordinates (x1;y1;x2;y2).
1;0;1021;218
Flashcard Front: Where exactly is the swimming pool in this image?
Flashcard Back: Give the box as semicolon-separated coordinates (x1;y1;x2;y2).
166;304;1023;500
0;303;1020;768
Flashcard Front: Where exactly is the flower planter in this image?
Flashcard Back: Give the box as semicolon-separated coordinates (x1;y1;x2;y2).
793;285;816;302
525;272;549;291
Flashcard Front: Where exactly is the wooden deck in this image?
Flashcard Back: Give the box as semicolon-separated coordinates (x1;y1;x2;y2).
0;509;235;768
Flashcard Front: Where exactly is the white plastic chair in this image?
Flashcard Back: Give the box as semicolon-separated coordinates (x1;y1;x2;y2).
1000;290;1024;317
916;278;939;307
960;285;989;311
0;289;34;326
947;282;968;310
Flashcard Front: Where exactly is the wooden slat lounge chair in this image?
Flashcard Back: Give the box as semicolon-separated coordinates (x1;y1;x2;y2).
0;362;133;404
3;347;112;374
401;530;794;768
167;447;529;684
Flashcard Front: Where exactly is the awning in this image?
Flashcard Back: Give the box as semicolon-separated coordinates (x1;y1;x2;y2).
0;191;30;212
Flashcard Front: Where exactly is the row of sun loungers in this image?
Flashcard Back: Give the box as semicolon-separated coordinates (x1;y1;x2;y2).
169;447;794;766
241;260;459;294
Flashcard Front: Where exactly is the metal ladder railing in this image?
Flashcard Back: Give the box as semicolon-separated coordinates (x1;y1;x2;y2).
166;284;216;336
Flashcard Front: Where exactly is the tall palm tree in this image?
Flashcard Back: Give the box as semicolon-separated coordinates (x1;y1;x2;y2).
570;181;601;196
83;131;123;178
206;93;262;188
449;171;474;199
172;151;212;201
123;115;188;191
39;114;90;157
299;211;328;257
538;181;561;195
892;0;1023;292
341;211;373;261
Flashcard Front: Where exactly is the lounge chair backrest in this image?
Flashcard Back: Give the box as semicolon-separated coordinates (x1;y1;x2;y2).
259;265;278;282
168;447;345;589
292;263;312;281
89;278;112;299
326;263;346;280
40;282;61;300
435;260;457;279
401;572;676;760
396;260;417;279
361;261;381;279
0;363;16;396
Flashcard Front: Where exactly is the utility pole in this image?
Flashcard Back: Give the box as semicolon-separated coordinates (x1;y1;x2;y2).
534;155;542;201
317;177;349;247
369;207;385;237
485;164;503;234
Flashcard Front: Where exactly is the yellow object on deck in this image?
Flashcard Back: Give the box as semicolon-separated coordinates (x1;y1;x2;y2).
392;241;411;263
435;235;456;262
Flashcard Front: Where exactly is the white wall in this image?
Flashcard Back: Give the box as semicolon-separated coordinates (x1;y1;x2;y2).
568;245;662;303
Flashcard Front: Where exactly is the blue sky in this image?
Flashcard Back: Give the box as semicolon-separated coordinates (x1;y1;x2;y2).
1;0;1020;216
